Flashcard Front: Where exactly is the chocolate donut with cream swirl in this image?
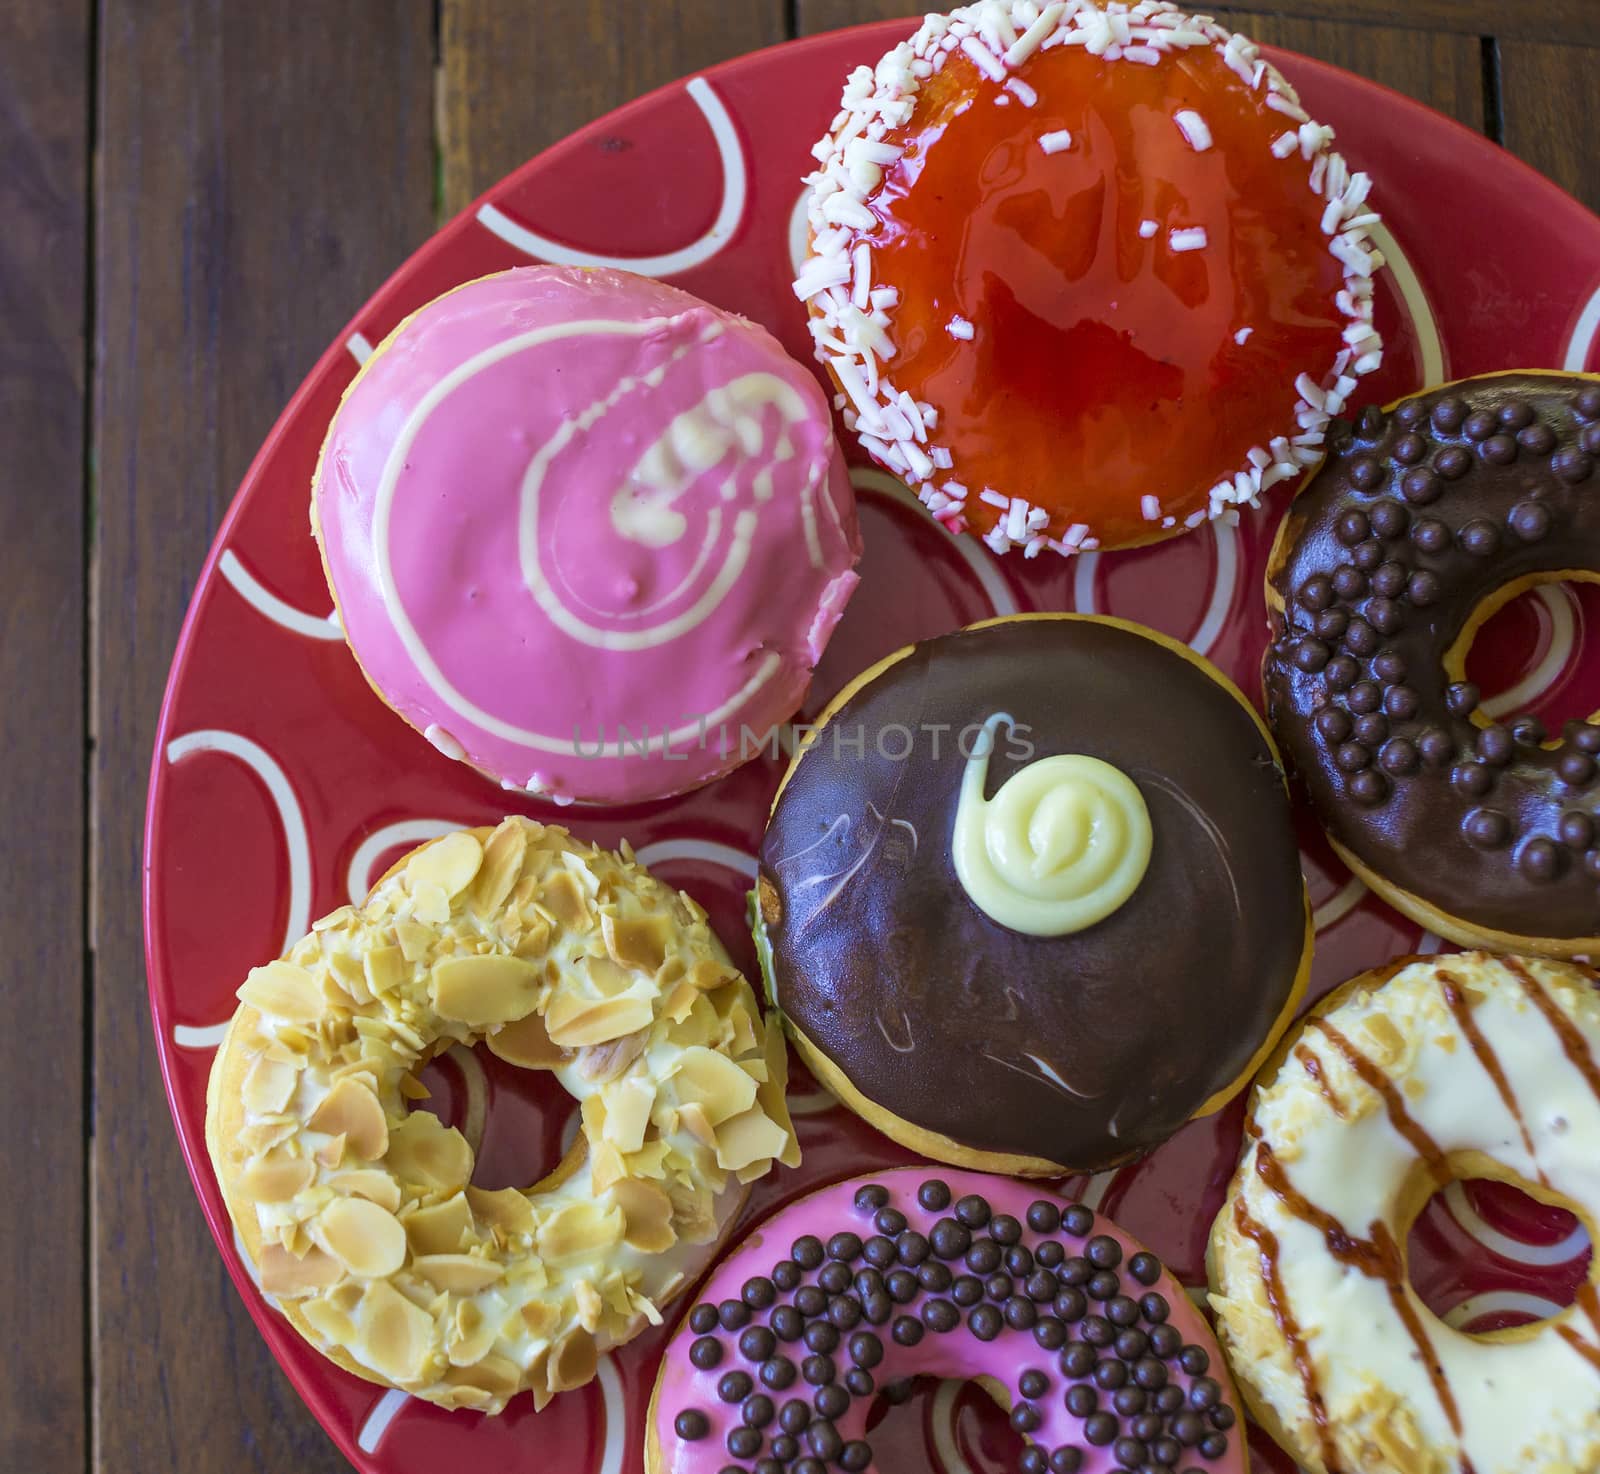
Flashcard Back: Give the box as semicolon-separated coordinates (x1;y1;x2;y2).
755;614;1312;1174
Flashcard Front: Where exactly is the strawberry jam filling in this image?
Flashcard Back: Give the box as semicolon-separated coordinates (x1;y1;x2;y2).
862;40;1349;549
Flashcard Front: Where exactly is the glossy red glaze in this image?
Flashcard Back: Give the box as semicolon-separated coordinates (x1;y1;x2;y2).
869;42;1348;548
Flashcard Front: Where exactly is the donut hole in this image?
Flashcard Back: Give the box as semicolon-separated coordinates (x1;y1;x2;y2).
857;1376;1028;1471
1457;574;1600;733
412;1041;577;1193
1406;1168;1594;1333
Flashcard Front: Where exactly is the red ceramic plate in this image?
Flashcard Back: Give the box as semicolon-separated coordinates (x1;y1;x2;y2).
146;20;1600;1473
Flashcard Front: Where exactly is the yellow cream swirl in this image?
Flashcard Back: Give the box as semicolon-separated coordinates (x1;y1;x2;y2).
952;713;1152;936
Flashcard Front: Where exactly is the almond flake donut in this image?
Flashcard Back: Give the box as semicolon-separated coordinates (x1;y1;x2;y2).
205;817;800;1413
649;1168;1247;1474
1209;952;1600;1474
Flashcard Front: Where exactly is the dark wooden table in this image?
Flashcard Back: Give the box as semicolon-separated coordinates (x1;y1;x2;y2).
5;1;1597;1469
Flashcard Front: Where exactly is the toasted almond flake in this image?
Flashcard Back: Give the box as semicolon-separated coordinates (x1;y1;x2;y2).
536;1201;623;1261
465;1184;537;1237
385;1109;474;1192
307;1076;389;1161
319;1196;407;1278
714;1105;792;1172
471;820;527;916
444;1352;520;1405
239;960;325;1023
611;1177;677;1253
539;869;593;931
329;1169;402;1211
243;1054;298;1116
600;911;672;972
394;921;433;963
260;1243;346;1296
689;957;739;993
545;992;654;1049
413;1254;506;1294
362;945;406;997
583;954;634;998
485;1009;569;1070
577;1028;648;1083
546;1328;597;1395
357;1279;434;1383
429;953;541;1026
406;831;482;900
589;1140;627;1193
403;1193;474;1256
238;1148;316;1203
301;1294;357;1343
315;1133;348;1169
672;1045;760;1125
573;1277;604;1333
447;1299;499;1367
603;1077;656;1154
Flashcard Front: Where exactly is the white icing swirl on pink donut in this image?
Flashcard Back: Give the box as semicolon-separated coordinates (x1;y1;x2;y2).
316;267;861;804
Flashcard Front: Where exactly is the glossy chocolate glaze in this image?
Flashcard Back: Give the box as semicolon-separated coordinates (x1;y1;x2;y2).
1265;372;1600;938
758;618;1307;1170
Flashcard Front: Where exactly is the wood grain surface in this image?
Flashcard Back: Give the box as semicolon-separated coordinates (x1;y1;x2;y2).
0;1;88;1469
2;2;1591;1471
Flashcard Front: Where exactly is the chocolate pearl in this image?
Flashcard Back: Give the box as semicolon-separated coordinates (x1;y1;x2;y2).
772;1260;801;1292
1060;1257;1092;1288
922;1297;959;1333
761;1356;797;1390
1018;1368;1051;1400
1011;1402;1043;1435
1379;738;1420;776
1586;849;1600;881
1481;433;1518;465
1351;770;1391;806
820;1264;853;1298
1060;1343;1097;1379
1114;1386;1148;1417
839;1442;871;1473
1093;1358;1128;1391
1200;1434;1230;1460
675;1409;710;1441
918;1260;952;1293
861;1237;895;1271
691;1337;724;1370
1315;707;1353;743
1336;742;1372;773
1446;681;1481;716
728;1425;762;1459
1020;1452;1049;1474
1065;1385;1099;1418
1139;1291;1170;1323
1114;1437;1148;1468
1562;812;1595;850
1407;569;1441;606
827;1297;862;1332
1298;574;1336;611
1565;749;1600;786
1520;422;1557;455
1026;1269;1058;1302
1359;403;1389;436
1464;409;1496;441
1062;1204;1095;1238
954;1195;991;1229
862;1304;890;1336
846;1331;882;1368
1464;808;1512;849
1084;1412;1118;1446
1171;1411;1206;1445
891;1315;923;1347
1081;1315;1115;1347
1152;1436;1184;1466
969;1304;1003;1341
1370;561;1408;599
1498;400;1534;430
1027;1200;1062;1233
741;1326;778;1363
794;1286;827;1319
1412;518;1450;555
1373;647;1408;683
772;1436;799;1463
930;1218;970;1260
1369;597;1404;635
1175;1344;1211;1378
967;1241;1002;1275
1149;1324;1182;1358
1344;614;1382;656
1577;724;1600;754
1393;433;1427;465
806;1420;842;1461
1087;1270;1120;1301
990;1214;1023;1246
1085;1236;1122;1270
745;1394;777;1427
1332;565;1368;600
1037;1241;1066;1269
1395;399;1426;428
1521;838;1563;883
743;1277;777;1312
1006;1247;1036;1278
1134;1357;1169;1390
1107;1296;1141;1328
1585;424;1600;455
1370;498;1409;538
1315;606;1350;641
1556;448;1597;483
1348;679;1382;713
1052;1450;1086;1474
1400;467;1440;505
1336;509;1370;545
1055;1288;1088;1323
1452;762;1493;798
1034;1316;1068;1351
886;1270;919;1304
772;1306;804;1342
898;1231;933;1268
843;1367;873;1397
919;1179;951;1211
1384;684;1421;720
1005;1296;1039;1331
854;1184;888;1213
953;1275;984;1308
1509;499;1552;542
1436;444;1472;480
804;1322;839;1355
881;1378;914;1405
827;1232;862;1264
719;1299;752;1333
1512;714;1547;745
874;1206;907;1237
1579;386;1600;419
1353;538;1386;571
1348;454;1383;490
792;1458;824;1474
1188;1377;1222;1411
719;1370;754;1404
792;1236;824;1270
1210;1406;1237;1431
1432;396;1468;433
1324;654;1359;691
1478;725;1514;765
690;1304;720;1335
1115;1328;1150;1360
1155;1384;1186;1415
1459;518;1500;555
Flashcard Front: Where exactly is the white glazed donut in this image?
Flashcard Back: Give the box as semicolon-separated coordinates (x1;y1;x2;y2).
1209;951;1600;1474
205;817;799;1413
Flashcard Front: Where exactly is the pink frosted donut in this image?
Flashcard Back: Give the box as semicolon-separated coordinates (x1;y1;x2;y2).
313;266;862;805
648;1168;1247;1474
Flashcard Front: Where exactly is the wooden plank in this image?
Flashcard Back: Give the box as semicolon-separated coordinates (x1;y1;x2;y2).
440;0;789;214
799;0;1598;46
1500;41;1600;216
91;4;434;1470
0;2;88;1471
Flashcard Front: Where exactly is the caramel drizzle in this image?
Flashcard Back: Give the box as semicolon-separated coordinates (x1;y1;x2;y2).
1558;1322;1600;1374
1294;1044;1346;1117
1307;1017;1453;1188
1502;957;1600;1102
1577;1281;1600;1356
1436;968;1547;1186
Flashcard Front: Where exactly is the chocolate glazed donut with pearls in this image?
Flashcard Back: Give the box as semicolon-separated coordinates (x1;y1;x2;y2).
1265;371;1600;955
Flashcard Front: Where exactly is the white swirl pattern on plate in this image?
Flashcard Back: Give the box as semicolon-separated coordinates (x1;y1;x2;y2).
219;550;343;642
345;819;462;906
1443;1180;1593;1267
1564;281;1600;371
